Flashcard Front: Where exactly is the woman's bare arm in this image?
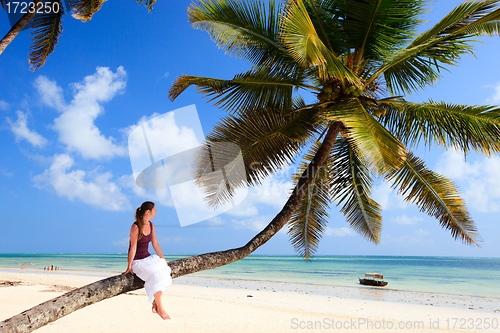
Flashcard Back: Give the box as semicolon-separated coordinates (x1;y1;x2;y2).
151;223;168;264
122;224;139;274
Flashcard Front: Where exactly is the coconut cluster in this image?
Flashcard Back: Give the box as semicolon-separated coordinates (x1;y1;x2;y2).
316;80;363;105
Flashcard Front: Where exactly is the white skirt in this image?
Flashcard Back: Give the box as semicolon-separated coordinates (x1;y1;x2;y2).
132;254;172;303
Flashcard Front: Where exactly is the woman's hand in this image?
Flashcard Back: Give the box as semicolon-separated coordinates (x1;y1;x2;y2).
122;267;133;275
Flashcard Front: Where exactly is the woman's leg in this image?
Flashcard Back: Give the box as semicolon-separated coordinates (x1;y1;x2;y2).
153;291;170;320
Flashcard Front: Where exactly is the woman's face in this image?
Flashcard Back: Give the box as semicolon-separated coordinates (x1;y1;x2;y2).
146;206;156;220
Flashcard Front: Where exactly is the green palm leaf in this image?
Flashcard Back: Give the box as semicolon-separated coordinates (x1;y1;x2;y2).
378;100;500;155
368;1;500;94
302;0;343;55
411;0;500;46
70;0;106;22
281;0;360;85
331;137;382;243
28;2;65;71
135;0;156;12
187;0;293;68
325;99;406;175
169;64;316;111
341;0;424;64
194;101;322;207
387;152;479;245
288;140;332;259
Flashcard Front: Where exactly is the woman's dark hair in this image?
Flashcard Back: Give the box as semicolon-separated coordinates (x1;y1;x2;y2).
135;201;155;240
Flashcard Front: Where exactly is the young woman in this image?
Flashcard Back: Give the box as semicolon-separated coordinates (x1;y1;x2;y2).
122;201;172;320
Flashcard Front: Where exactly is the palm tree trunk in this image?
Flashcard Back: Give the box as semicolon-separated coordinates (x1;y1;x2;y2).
0;0;43;56
0;122;343;333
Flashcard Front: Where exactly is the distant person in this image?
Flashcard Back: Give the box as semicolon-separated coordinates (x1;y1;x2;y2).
51;265;54;271
122;201;172;320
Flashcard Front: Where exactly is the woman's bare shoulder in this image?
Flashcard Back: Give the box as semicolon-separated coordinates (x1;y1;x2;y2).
130;223;139;232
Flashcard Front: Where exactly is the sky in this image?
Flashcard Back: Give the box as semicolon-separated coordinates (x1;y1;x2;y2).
1;0;500;257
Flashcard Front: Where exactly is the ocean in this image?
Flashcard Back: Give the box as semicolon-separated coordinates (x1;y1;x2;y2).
1;254;498;298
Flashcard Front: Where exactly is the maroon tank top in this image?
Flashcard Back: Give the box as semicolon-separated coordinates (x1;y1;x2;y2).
133;221;152;260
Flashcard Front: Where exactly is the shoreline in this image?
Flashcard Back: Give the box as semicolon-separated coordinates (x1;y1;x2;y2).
2;267;500;314
2;266;499;313
2;254;499;300
1;270;499;333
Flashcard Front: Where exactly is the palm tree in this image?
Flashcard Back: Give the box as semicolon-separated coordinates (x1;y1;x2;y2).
168;0;500;258
2;1;500;331
0;0;156;70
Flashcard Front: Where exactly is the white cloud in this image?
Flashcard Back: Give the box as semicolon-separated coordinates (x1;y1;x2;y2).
7;111;48;147
382;234;434;246
1;168;14;177
414;228;430;236
390;214;423;225
205;216;225;226
434;149;477;180
35;67;127;159
113;237;129;248
435;150;500;212
485;82;500;104
33;154;131;211
126;111;200;172
371;181;409;210
34;76;66;110
0;100;9;110
226;176;293;217
324;227;356;237
119;173;174;208
230;215;278;232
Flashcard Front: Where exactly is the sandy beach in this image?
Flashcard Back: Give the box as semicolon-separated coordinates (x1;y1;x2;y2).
1;269;499;333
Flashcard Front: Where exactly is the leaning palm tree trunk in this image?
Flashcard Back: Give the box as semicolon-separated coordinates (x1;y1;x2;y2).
0;122;342;333
0;0;43;56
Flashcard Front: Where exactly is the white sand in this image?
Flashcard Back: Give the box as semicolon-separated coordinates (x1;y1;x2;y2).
1;269;499;333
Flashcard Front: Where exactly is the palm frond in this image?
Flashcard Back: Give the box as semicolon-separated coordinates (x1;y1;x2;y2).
324;99;406;175
194;101;323;206
188;0;294;68
288;140;332;259
411;0;500;46
331;137;382;243
169;64;315;112
280;0;361;85
135;0;156;12
301;0;345;55
70;0;105;22
341;0;424;64
367;1;500;94
193;141;247;208
387;152;480;245
28;3;65;71
378;100;500;156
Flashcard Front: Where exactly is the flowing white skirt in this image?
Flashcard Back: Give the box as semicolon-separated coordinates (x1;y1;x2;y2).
132;254;172;303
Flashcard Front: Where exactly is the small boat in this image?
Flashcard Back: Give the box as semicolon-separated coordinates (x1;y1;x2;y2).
359;273;388;287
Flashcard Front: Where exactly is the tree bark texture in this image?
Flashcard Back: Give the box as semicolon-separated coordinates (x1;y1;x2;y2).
0;0;43;56
0;122;343;333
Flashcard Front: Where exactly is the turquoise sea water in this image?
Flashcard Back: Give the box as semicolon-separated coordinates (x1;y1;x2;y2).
1;254;499;298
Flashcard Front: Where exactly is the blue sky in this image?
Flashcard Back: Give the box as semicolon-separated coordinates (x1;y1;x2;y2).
1;0;500;257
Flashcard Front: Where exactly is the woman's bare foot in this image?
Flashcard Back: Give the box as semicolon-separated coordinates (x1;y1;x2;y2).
153;290;170;319
156;307;170;320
